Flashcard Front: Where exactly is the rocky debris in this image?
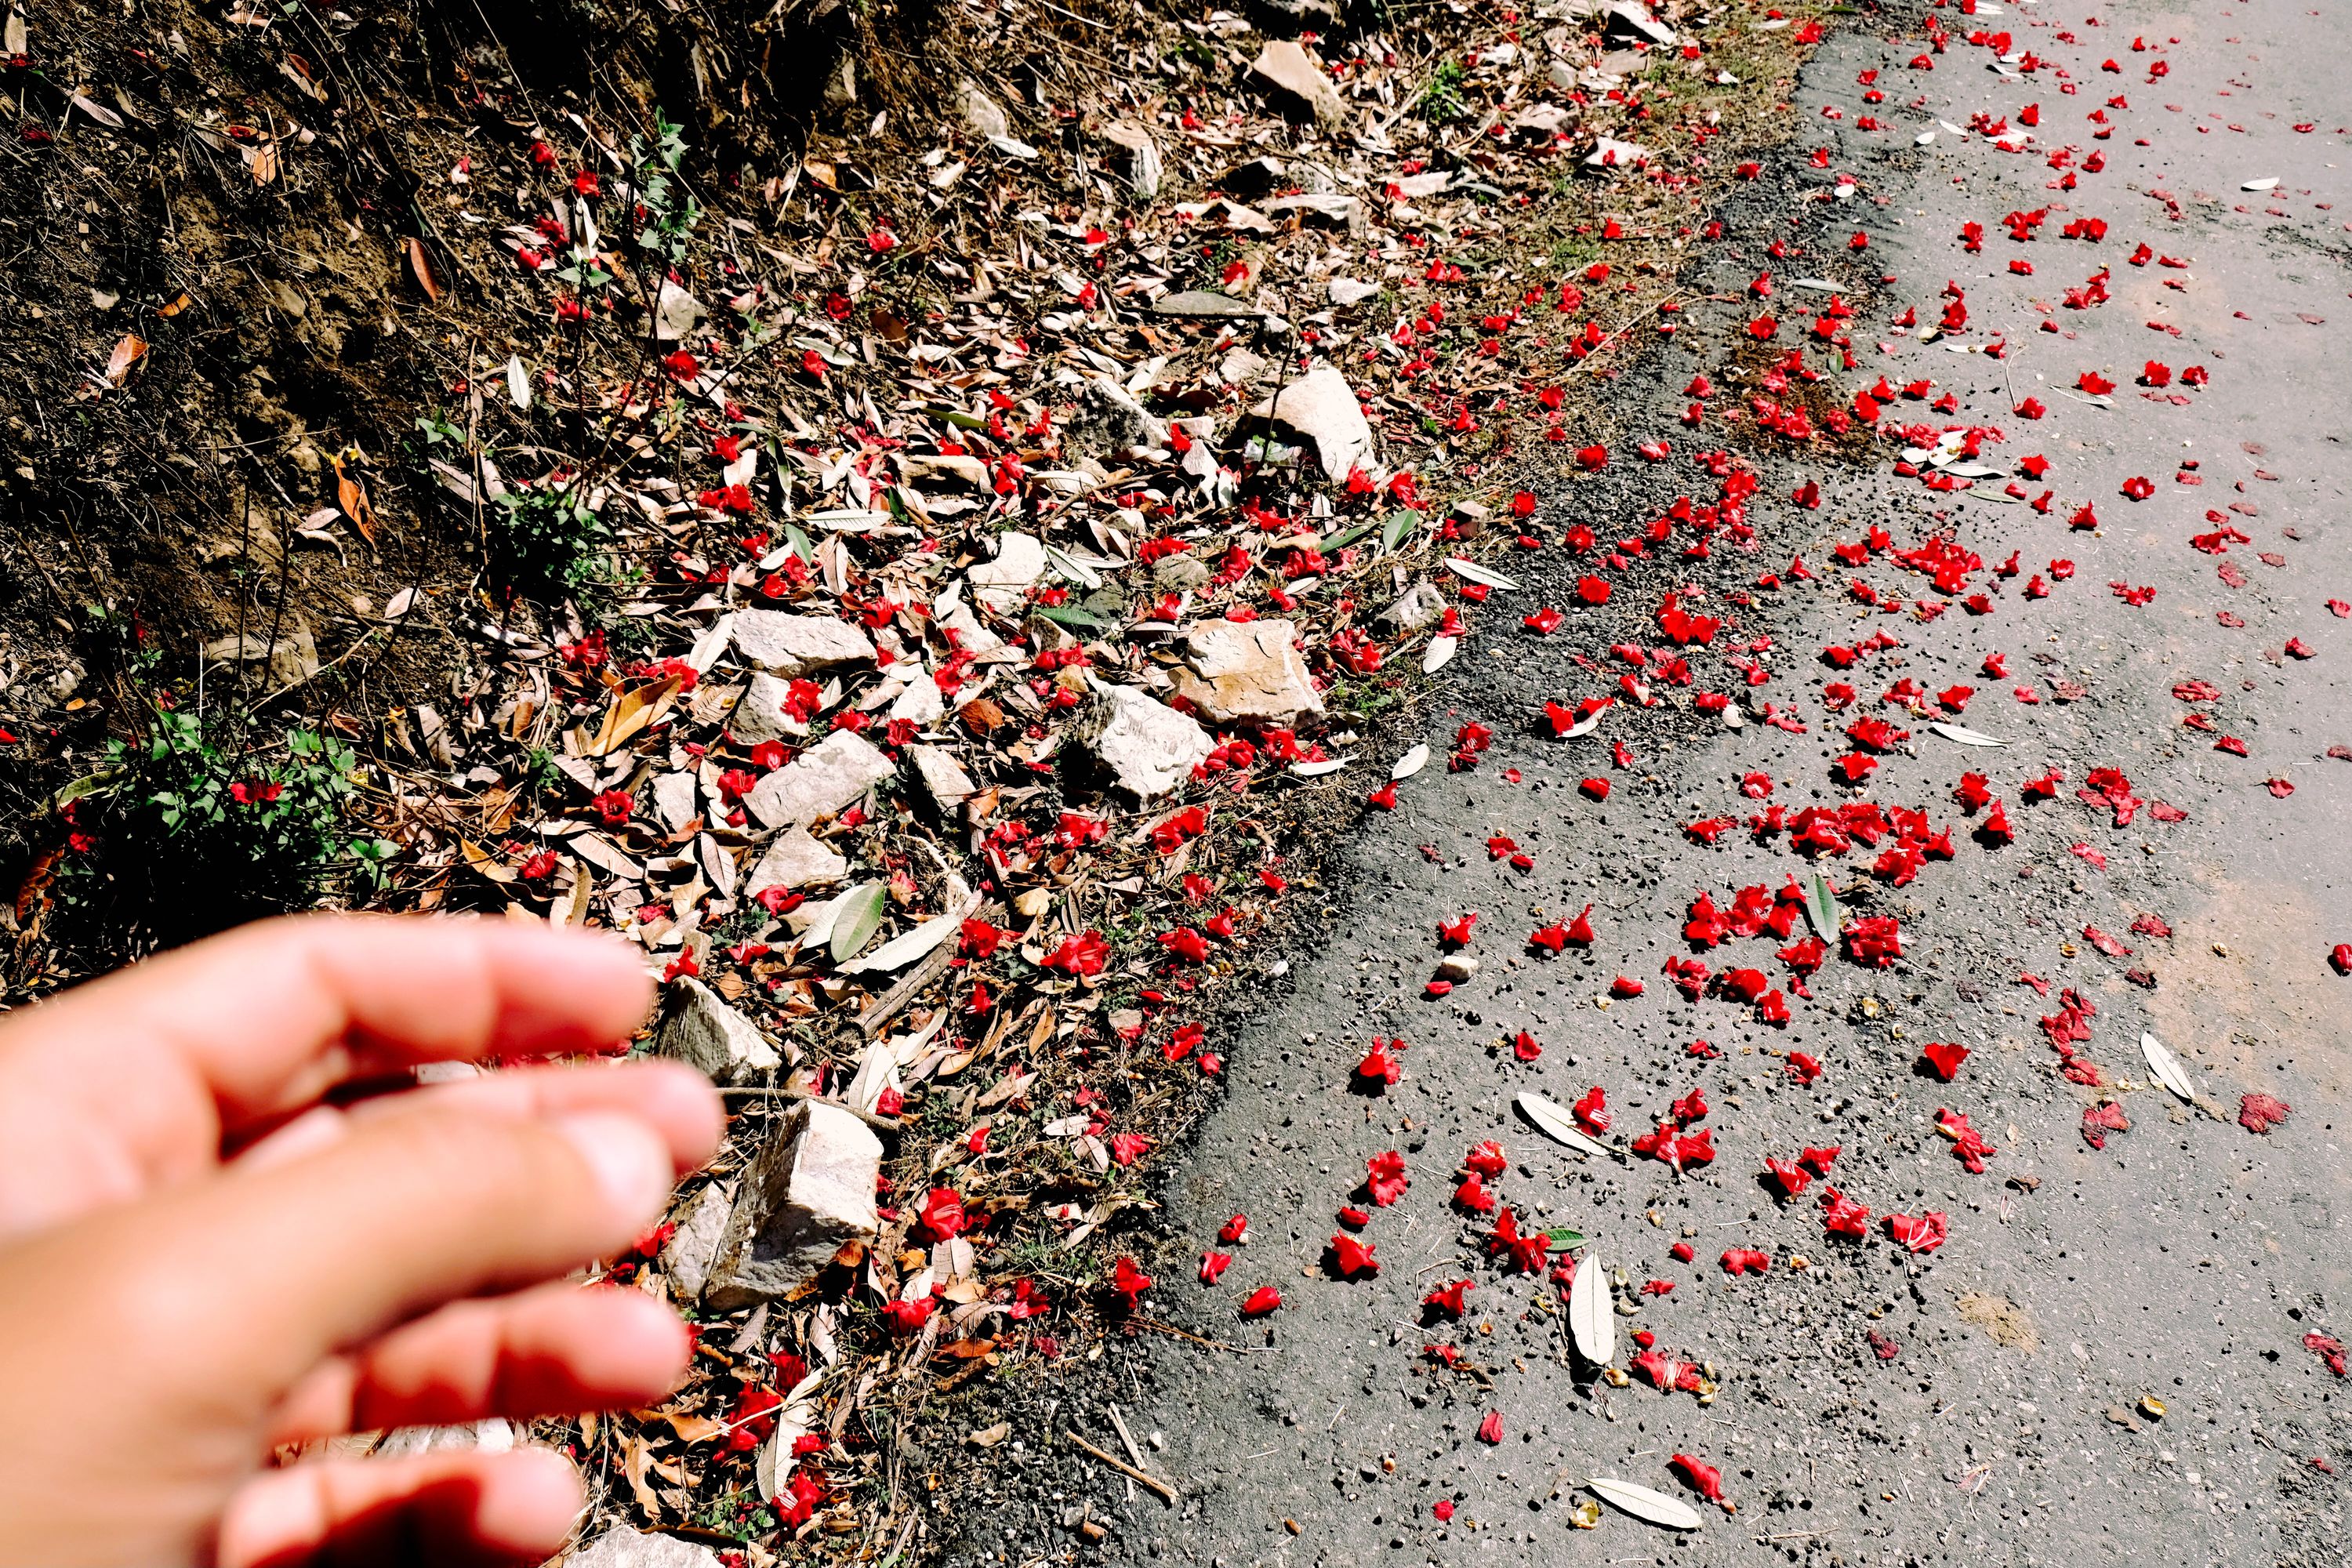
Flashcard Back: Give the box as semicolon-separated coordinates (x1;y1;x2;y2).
657;978;780;1083
1097;121;1163;198
652;770;701;834
724;672;799;746
202;624;319;690
1080;681;1213;799
728;611;874;678
566;1530;728;1568
954;80;1010;139
1328;277;1382;307
1064;378;1168;459
660;1181;733;1301
744;825;847;895
1253;362;1375;484
704;1102;882;1310
906;743;978;808
1250;39;1348;129
744;729;895;830
653;280;705;342
964;531;1048;613
1377;580;1448;633
1152;289;1261;319
1171;618;1323;726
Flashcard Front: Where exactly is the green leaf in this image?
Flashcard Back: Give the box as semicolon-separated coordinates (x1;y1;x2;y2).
783;523;815;562
1802;871;1840;940
1540;1226;1585;1248
1033;603;1113;632
1316;516;1379;554
1380;509;1417;556
928;406;988;431
829;882;890;965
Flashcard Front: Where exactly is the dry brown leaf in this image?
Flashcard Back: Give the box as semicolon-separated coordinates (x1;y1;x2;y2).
331;457;378;543
103;334;147;387
655;1410;728;1444
459;839;516;884
405;237;444;303
586;674;684;757
622;1436;664;1519
249;140;279;186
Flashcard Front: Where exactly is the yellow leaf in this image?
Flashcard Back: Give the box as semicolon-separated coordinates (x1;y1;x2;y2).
406;237;444;303
586;675;683;757
332;456;379;544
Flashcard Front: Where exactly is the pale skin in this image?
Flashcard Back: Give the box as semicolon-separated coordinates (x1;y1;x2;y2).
0;914;724;1567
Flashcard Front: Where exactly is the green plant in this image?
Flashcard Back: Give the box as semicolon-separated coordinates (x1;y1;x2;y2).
630;111;702;265
61;708;390;947
490;474;613;601
1416;58;1468;123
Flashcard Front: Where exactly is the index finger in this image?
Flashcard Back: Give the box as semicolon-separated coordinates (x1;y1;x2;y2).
0;914;655;1235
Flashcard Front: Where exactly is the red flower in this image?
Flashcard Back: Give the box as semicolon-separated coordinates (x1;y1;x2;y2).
1356;1037;1404;1086
1610;975;1645;998
1157;927;1210;964
1885;1210;1948;1253
1218;1214;1250;1244
1720;1247;1770;1276
1580;776;1611;800
1109;1256;1153;1308
1424;1279;1472;1318
1920;1042;1969;1081
1844;914;1903;967
1523;605;1564;633
1571;1086;1610;1134
1199;1250;1232;1283
2120;475;2154;500
919;1187;967;1241
882;1294;938;1334
1820;1187;1871;1238
1240;1287;1282;1317
1365;1150;1409;1206
592;788;636;826
2239;1094;2292;1134
1475;1410;1504;1444
1330;1234;1380;1278
1671;1453;1725;1504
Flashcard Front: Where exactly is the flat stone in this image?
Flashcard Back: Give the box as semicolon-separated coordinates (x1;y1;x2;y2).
662;1181;734;1301
705;1101;882;1309
729;611;874;678
567;1529;728;1568
1603;1;1675;45
745;729;894;830
889;677;947;725
652;770;700;834
1250;40;1349;129
1327;277;1381;307
726;672;800;746
1064;379;1168;459
1378;580;1447;633
745;825;847;895
966;531;1047;614
906;743;977;807
657;978;779;1084
899;452;990;487
654;281;706;342
1253;361;1376;485
1081;681;1212;800
1171;618;1323;726
1153;290;1261;319
955;80;1009;139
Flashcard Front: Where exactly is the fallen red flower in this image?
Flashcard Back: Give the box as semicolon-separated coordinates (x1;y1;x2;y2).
2239;1094;2292;1134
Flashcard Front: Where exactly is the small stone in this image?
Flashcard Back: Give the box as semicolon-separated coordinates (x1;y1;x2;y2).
662;1181;734;1301
889;677;947;725
725;672;801;746
955;80;1009;139
745;825;847;895
653;281;706;342
705;1101;882;1309
1328;277;1381;307
657;978;779;1084
965;531;1047;613
728;611;874;678
744;729;894;830
1153;290;1261;319
1250;40;1349;129
906;743;976;807
1378;580;1447;633
652;770;700;834
1252;362;1375;485
568;1529;728;1568
1065;378;1168;459
1081;681;1212;800
1171;619;1323;726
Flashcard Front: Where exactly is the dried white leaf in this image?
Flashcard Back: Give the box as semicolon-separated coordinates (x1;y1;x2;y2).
1421;636;1457;673
1514;1091;1609;1159
1444;556;1519;591
1588;1476;1704;1530
1927;721;2008;747
1390;743;1429;781
1289;757;1352;778
2241;176;2280;192
2140;1030;2198;1102
1568;1253;1613;1367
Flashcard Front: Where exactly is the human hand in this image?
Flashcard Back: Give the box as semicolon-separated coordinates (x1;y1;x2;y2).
0;914;723;1567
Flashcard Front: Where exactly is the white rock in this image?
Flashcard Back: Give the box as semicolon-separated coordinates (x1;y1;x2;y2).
729;611;874;678
568;1529;728;1568
652;770;700;833
745;825;848;895
653;281;706;342
658;978;779;1084
1586;136;1650;169
745;729;894;830
955;80;1009;139
890;676;947;724
1379;580;1447;633
1082;681;1211;800
1327;277;1381;307
1250;40;1348;129
705;1101;882;1309
965;532;1047;614
661;1181;734;1301
726;672;801;745
1253;362;1375;486
906;743;977;807
1171;618;1323;725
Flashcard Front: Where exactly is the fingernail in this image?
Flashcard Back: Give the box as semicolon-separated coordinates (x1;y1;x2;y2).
553;1112;673;1224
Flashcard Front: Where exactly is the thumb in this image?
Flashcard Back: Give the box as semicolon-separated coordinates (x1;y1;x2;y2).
56;1107;673;1405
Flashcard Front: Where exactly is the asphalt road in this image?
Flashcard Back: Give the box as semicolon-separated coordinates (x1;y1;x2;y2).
953;2;2352;1563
